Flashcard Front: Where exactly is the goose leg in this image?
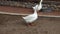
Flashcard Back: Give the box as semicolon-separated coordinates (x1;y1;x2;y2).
27;23;33;26
27;23;32;26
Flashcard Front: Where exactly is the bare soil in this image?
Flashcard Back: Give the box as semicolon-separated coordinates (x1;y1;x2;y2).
0;0;60;34
0;14;60;34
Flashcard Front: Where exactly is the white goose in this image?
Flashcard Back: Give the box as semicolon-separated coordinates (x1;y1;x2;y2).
33;0;43;11
22;7;38;26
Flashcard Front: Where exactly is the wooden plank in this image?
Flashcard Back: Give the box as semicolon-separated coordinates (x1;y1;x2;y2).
0;6;60;17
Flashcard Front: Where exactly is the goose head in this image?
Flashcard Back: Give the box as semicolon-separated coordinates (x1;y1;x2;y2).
39;0;43;3
32;5;38;11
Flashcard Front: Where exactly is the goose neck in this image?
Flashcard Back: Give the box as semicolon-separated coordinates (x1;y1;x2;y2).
39;0;43;4
34;10;37;14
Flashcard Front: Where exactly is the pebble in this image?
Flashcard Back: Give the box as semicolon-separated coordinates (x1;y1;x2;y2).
0;1;60;10
42;7;53;12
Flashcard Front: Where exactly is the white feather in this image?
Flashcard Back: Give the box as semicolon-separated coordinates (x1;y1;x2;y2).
22;0;43;23
33;0;43;11
22;7;38;23
38;0;43;10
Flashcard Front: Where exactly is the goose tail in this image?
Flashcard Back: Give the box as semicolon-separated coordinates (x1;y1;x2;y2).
22;16;26;19
22;16;25;18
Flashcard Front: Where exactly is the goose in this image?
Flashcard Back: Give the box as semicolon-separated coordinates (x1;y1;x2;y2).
22;7;38;26
33;0;43;11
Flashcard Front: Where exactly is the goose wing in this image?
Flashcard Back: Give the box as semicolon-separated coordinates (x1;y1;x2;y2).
22;14;34;20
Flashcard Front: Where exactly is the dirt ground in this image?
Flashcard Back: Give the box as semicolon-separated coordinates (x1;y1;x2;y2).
0;14;60;34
